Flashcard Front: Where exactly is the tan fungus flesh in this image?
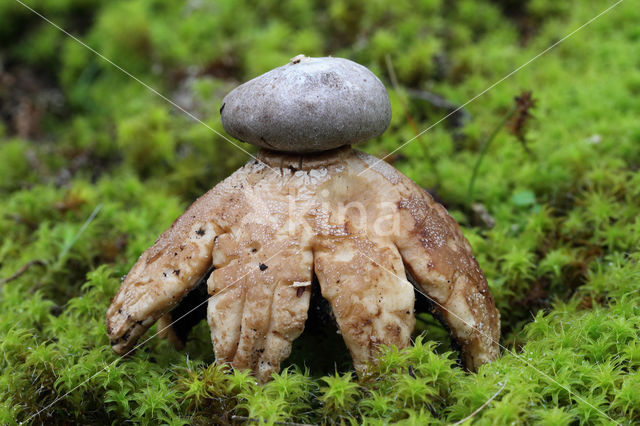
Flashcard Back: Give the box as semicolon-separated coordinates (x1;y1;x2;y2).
106;147;500;382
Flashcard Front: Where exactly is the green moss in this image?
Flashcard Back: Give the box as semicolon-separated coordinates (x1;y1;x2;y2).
1;0;639;424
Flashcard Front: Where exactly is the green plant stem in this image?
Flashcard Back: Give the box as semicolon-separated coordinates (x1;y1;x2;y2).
466;106;517;206
56;203;103;268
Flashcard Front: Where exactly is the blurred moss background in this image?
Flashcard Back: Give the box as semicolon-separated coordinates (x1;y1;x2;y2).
1;0;639;424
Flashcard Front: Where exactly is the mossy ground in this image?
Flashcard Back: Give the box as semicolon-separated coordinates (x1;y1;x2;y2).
1;0;639;424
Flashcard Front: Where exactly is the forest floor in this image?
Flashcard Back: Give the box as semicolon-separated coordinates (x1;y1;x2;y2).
1;0;639;424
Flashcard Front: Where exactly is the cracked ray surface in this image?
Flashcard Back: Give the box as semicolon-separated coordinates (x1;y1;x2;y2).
106;147;500;382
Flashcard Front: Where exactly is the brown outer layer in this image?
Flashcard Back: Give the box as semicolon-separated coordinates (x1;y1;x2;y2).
106;147;500;381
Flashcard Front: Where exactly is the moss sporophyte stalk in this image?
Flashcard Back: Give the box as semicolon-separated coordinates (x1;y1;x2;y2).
1;0;638;424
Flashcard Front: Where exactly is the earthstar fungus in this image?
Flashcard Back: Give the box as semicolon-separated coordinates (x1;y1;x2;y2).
106;55;500;383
